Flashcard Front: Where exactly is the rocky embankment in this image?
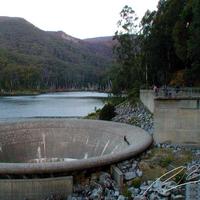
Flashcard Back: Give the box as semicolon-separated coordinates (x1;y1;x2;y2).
67;146;200;200
112;101;153;134
48;101;200;200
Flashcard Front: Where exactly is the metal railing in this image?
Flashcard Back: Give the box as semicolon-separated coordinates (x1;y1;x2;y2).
153;87;200;98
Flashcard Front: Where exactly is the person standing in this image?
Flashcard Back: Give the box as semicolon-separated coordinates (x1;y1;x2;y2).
153;85;159;96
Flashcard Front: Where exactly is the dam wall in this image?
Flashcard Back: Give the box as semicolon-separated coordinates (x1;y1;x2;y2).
140;89;155;113
154;98;200;146
140;89;200;146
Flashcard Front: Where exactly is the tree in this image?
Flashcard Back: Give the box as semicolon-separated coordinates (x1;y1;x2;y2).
140;0;186;86
140;10;157;86
112;5;142;94
187;0;200;85
111;0;200;90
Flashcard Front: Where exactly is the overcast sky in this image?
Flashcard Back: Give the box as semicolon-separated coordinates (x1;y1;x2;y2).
0;0;159;39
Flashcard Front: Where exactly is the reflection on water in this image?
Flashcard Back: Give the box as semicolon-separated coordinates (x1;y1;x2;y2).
0;92;108;120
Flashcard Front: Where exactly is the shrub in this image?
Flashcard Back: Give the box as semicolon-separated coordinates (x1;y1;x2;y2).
99;103;116;120
122;186;132;199
128;87;140;104
131;177;142;188
85;109;101;119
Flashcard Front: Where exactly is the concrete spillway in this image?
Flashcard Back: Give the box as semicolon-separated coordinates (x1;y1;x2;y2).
0;119;153;175
0;119;153;200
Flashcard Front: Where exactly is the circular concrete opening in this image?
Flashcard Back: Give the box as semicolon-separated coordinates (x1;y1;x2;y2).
0;119;152;175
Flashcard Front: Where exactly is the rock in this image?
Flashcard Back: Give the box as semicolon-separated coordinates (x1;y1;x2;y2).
112;102;154;134
171;194;185;199
131;163;137;170
124;171;137;180
105;197;116;200
134;195;146;200
89;188;102;199
128;186;135;193
91;173;98;181
114;190;120;197
140;184;149;193
99;172;111;185
136;169;143;177
128;187;141;196
67;196;78;200
152;180;163;189
73;184;85;193
149;192;160;200
117;195;126;200
134;188;140;195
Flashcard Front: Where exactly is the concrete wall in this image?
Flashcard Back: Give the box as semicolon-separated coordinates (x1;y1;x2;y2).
0;176;73;200
140;90;155;113
111;165;124;188
154;98;200;146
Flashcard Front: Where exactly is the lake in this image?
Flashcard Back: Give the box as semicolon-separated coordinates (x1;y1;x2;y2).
0;92;108;121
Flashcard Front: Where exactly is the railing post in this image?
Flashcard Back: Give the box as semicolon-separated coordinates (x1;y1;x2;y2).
197;100;200;109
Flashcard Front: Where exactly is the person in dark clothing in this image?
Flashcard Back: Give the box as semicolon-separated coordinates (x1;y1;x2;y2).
175;85;180;94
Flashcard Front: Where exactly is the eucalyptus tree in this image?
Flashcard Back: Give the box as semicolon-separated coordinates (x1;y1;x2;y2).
112;5;142;94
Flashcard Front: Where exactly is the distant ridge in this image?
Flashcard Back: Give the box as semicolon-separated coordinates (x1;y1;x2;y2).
0;16;26;22
84;36;114;47
0;17;114;91
47;31;82;44
84;36;113;42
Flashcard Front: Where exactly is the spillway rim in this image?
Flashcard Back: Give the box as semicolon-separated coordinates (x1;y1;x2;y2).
0;119;153;175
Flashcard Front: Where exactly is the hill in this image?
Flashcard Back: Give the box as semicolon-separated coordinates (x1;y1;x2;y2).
84;36;114;47
0;17;114;91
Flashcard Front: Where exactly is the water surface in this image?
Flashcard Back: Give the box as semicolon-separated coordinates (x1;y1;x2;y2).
0;92;108;121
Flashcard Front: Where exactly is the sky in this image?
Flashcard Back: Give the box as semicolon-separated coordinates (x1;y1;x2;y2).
0;0;159;39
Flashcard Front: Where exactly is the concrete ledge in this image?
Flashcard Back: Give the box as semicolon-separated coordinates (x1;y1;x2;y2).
0;176;73;200
111;165;124;187
155;97;200;100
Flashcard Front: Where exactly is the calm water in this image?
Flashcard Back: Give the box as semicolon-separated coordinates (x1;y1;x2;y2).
0;92;108;120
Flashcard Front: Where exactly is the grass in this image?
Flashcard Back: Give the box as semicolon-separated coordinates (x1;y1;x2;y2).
139;161;167;181
122;186;132;199
105;96;127;106
84;109;101;120
159;155;173;167
131;177;142;188
138;147;193;182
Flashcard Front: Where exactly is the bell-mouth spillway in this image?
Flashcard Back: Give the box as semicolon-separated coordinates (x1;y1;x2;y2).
0;119;153;175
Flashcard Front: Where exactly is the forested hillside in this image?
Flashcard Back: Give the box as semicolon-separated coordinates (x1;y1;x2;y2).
111;0;200;94
0;17;114;91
